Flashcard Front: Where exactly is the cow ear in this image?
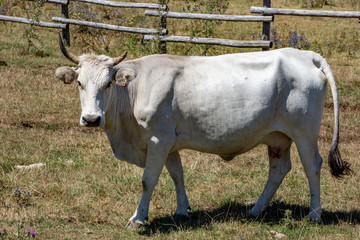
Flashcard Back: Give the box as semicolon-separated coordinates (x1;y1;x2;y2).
114;68;136;87
55;66;78;84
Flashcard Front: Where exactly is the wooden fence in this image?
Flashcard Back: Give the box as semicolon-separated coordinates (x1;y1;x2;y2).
1;0;360;53
143;9;273;50
51;0;274;50
252;0;360;43
0;0;272;52
0;0;69;42
0;0;165;46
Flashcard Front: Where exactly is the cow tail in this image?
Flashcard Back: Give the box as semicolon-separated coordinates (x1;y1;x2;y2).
320;57;352;178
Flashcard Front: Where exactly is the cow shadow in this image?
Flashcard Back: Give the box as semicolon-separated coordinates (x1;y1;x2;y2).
139;200;360;235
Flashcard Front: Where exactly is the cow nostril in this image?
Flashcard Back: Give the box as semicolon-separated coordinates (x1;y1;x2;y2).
82;115;101;127
94;116;101;125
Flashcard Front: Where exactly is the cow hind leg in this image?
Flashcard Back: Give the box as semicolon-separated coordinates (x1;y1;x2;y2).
249;135;292;217
165;151;191;222
295;139;323;223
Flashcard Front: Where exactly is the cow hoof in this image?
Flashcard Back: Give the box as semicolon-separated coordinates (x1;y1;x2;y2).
309;215;322;224
125;220;144;229
248;207;261;217
309;210;322;224
173;213;190;223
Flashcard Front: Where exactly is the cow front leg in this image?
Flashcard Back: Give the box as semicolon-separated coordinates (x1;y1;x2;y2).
125;136;171;229
249;144;292;217
165;151;190;222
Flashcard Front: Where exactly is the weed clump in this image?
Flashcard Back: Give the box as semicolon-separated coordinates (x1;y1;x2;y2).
21;0;48;57
269;27;311;50
12;187;32;207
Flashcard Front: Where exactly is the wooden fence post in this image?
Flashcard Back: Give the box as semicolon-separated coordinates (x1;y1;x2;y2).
158;0;167;54
61;0;70;46
262;0;271;50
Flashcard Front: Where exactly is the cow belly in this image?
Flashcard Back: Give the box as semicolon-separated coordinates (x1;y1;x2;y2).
174;121;294;159
175;130;266;156
218;131;291;161
174;80;279;154
173;110;278;156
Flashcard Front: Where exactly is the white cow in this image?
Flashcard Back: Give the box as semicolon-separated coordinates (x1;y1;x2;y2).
55;36;351;228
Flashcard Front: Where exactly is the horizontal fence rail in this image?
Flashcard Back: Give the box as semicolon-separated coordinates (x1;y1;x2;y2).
251;6;360;18
49;0;68;4
0;15;66;29
144;35;273;48
145;10;274;22
75;0;166;10
52;17;167;34
29;0;68;4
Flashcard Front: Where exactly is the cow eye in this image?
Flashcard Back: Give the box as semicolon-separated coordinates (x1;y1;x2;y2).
77;81;83;89
105;81;111;89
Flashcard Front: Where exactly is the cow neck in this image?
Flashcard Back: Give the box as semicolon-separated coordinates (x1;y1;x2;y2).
104;82;137;134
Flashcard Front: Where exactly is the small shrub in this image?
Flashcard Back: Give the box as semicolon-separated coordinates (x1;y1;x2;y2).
181;0;229;55
21;0;48;56
70;2;112;52
70;2;154;55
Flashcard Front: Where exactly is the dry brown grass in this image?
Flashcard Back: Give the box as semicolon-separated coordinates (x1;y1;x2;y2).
0;0;360;239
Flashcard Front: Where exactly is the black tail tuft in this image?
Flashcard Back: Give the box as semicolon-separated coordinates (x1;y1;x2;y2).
328;143;352;178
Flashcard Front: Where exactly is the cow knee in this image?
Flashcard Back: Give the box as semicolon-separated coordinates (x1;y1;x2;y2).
271;160;291;175
142;180;148;191
142;177;158;192
312;154;323;177
268;161;291;187
316;153;323;168
304;153;323;178
285;160;292;174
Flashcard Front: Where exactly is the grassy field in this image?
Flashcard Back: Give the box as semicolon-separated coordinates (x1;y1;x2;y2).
1;0;360;239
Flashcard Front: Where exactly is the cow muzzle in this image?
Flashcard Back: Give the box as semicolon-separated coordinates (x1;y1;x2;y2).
81;114;102;127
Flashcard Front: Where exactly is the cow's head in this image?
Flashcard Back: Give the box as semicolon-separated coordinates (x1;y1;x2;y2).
55;34;129;127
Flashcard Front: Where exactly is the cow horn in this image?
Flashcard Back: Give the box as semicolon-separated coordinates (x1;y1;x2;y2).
113;51;127;66
58;33;79;64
